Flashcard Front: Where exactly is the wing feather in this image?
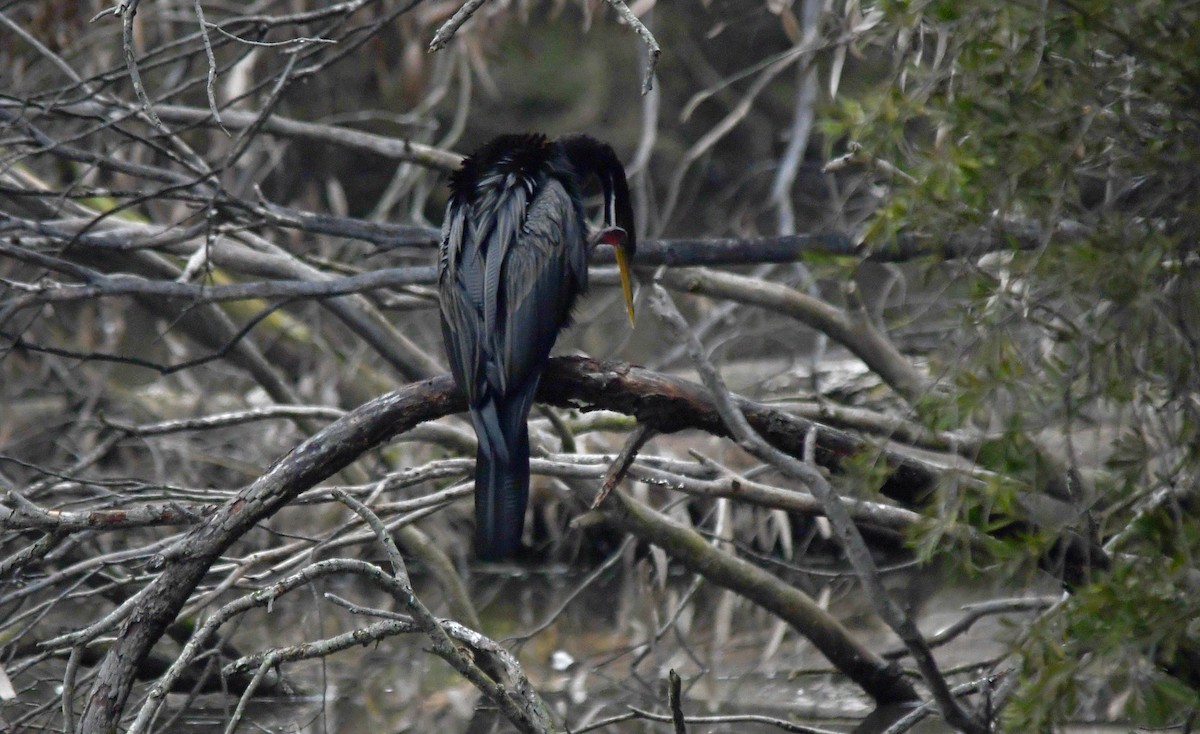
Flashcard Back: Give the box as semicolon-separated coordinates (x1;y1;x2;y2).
499;179;585;393
438;198;485;403
437;137;595;560
439;172;585;407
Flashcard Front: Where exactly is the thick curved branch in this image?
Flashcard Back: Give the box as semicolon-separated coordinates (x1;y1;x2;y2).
77;356;1110;731
600;489;918;705
78;372;462;732
538;358;940;505
658;267;932;402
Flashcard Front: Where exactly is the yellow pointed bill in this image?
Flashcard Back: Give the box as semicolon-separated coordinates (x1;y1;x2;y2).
615;245;635;327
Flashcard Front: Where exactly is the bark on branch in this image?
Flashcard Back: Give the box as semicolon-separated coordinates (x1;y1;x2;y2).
76;356;1107;732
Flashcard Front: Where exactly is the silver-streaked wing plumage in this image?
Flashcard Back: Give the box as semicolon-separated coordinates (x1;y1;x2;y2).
437;134;634;560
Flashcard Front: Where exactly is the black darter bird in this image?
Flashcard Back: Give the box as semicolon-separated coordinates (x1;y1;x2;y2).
438;134;636;560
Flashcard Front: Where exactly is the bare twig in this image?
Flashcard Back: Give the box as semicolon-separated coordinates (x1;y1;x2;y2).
193;0;228;135
770;0;821;237
577;707;843;734
118;1;157;129
604;0;661;93
223;618;419;678
61;645;82;734
222;657;275;734
428;0;490;52
103;405;345;436
591;423;656;509
883;596;1059;660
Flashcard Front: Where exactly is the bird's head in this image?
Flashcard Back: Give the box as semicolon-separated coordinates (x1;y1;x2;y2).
561;135;638;327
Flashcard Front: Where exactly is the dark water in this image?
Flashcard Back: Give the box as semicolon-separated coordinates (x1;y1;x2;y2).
140;565;1124;733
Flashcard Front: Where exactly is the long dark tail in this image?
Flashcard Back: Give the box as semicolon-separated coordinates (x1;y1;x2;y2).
470;395;533;561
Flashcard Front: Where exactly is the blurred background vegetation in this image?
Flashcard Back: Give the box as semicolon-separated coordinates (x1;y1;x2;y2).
1;0;1198;731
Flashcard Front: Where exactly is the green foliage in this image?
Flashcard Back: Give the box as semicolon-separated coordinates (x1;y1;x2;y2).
1009;560;1200;730
831;0;1200;726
